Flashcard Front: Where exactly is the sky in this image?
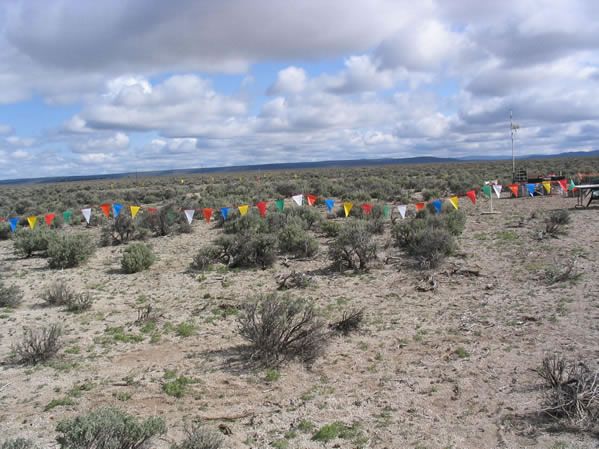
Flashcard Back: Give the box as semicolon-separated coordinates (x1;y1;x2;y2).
1;0;599;180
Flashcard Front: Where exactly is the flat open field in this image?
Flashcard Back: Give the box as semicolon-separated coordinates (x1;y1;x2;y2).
1;160;599;448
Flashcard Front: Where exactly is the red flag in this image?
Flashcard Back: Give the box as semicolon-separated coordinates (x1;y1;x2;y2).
0;217;6;222
558;179;567;192
202;208;213;223
147;207;158;214
256;201;267;217
466;190;477;205
306;194;317;206
508;184;519;197
44;213;56;226
100;203;111;218
415;202;425;211
361;203;372;215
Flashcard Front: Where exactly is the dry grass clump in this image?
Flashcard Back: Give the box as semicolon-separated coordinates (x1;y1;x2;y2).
545;209;571;236
0;280;24;308
238;293;328;367
170;423;224;449
536;355;599;428
12;323;62;365
329;308;364;335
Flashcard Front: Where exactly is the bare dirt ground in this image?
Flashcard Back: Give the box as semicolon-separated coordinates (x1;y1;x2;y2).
1;194;598;449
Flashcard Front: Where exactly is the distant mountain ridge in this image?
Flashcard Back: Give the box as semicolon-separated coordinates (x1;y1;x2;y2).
1;150;598;185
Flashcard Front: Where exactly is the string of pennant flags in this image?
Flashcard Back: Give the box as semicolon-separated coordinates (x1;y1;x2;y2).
0;178;578;232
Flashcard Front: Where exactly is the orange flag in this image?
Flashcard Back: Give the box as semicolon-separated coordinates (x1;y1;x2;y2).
415;202;425;212
203;208;213;223
306;194;317;206
100;203;111;218
508;184;519;197
466;190;477;205
256;201;267;217
44;213;56;226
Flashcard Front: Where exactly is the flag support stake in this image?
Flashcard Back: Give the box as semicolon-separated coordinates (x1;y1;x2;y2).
482;186;500;215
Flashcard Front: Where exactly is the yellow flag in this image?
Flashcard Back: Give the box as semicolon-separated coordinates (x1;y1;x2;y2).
238;205;249;216
27;216;37;230
542;181;551;193
130;205;141;218
449;196;459;209
343;202;353;217
180;178;185;184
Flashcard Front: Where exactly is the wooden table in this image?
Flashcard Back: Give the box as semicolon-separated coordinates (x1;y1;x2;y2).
574;184;599;208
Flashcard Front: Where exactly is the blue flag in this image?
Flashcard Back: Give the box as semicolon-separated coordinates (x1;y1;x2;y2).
325;199;335;212
432;199;443;214
220;207;229;220
9;217;19;232
112;203;123;218
527;183;536;197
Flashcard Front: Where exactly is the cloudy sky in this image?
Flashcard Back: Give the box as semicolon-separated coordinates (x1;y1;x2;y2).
0;0;598;179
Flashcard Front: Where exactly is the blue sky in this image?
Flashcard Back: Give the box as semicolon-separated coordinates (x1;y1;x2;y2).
0;0;598;180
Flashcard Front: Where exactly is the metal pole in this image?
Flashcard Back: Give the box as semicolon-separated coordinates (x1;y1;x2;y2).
510;110;515;180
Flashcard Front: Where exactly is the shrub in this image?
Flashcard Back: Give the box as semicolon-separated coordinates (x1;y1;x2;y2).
319;220;340;237
285;207;322;230
404;227;456;269
238;293;328;367
328;220;377;271
1;439;37;449
545;209;571;236
139;204;190;237
42;280;75;306
170;424;224;449
55;407;166;449
329;309;364;335
47;234;95;269
13;323;62;364
223;211;266;235
278;224;319;258
121;243;155;273
13;228;54;257
191;246;223;271
0;280;23;308
65;292;94;313
0;223;11;240
213;232;277;269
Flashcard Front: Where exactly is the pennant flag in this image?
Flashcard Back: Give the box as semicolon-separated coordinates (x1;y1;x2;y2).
492;184;502;198
220;207;229;221
361;203;373;215
9;217;19;232
184;209;195;224
112;203;123;218
343;202;353;217
81;208;92;224
397;205;407;219
148;207;158;214
325;199;335;213
275;199;284;212
63;211;72;224
130;205;141;218
542;181;551;194
482;185;492;199
100;203;111;218
383;205;390;218
0;217;4;222
558;179;567;192
292;194;303;206
507;184;519;197
238;205;249;216
527;183;536;197
27;216;37;230
568;179;576;191
432;199;443;214
466;190;477;205
44;213;56;226
306;194;317;206
256;201;267;218
449;196;459;210
203;208;213;223
415;202;425;212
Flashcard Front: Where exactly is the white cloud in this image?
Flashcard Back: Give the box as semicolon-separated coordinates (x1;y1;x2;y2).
71;132;129;153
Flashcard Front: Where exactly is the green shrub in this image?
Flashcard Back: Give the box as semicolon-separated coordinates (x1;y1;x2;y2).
191;246;223;271
55;407;166;449
13;324;62;365
238;293;327;367
546;209;571;236
328;220;377;271
319;220;341;237
213;232;277;269
42;280;75;307
139;204;190;237
0;280;23;308
395;222;456;269
1;439;37;449
170;424;224;449
285;207;322;230
223;211;266;235
121;243;155;273
278;224;319;258
65;292;94;313
13;228;54;257
47;234;95;269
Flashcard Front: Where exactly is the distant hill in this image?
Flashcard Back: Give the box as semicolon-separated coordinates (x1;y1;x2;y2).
1;150;597;185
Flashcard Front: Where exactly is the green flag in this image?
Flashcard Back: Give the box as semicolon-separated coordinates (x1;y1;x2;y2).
63;210;73;223
568;179;576;191
275;199;284;211
383;205;390;219
482;185;492;198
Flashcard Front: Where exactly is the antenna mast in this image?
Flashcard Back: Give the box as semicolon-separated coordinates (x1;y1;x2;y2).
510;111;520;180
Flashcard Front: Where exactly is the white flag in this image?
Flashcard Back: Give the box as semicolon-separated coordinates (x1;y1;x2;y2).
81;208;92;224
493;184;502;198
397;205;407;219
184;209;195;224
292;194;303;206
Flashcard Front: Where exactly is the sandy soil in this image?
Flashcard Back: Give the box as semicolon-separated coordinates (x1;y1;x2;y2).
1;194;598;449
